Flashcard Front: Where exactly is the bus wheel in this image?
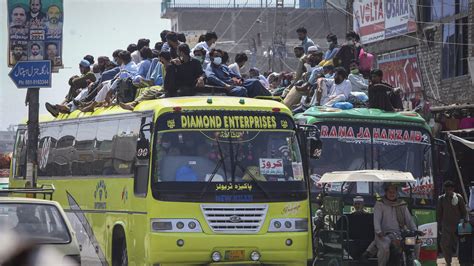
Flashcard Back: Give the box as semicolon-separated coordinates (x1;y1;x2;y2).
112;226;128;266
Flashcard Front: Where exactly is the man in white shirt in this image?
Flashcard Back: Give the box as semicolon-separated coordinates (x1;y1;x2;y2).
319;67;352;106
228;52;248;76
191;31;218;62
348;60;368;92
131;38;150;64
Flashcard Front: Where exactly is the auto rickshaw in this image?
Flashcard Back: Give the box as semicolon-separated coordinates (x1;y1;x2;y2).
312;170;423;266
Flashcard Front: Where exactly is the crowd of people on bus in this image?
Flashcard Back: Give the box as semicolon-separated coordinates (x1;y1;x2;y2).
44;27;405;117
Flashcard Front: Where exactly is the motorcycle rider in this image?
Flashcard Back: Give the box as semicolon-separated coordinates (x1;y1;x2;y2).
373;183;417;266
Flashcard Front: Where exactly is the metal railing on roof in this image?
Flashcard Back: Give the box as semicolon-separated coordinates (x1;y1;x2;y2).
160;0;330;15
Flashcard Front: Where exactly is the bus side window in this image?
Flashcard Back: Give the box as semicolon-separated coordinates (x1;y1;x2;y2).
13;129;27;179
95;120;119;176
38;126;58;177
72;123;98;176
54;123;78;176
113;118;141;175
134;115;153;197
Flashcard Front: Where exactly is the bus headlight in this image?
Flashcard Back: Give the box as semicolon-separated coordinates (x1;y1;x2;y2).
211;251;222;262
268;218;308;232
150;219;202;232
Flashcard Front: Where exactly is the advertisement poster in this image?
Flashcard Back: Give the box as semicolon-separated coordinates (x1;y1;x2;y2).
384;0;417;38
353;0;417;44
7;0;64;72
353;0;385;44
377;48;423;109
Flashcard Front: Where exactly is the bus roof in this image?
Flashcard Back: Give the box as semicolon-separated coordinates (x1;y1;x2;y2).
36;96;291;124
296;107;429;130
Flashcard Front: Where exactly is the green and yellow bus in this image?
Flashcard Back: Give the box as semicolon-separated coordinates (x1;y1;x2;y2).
295;107;446;266
10;96;320;265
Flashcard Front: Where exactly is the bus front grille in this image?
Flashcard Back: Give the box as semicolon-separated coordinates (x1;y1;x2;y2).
201;204;268;233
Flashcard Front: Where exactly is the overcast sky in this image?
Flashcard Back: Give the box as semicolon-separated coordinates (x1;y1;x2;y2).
0;0;169;130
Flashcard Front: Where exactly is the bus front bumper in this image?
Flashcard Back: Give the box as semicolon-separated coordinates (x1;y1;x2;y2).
147;232;309;265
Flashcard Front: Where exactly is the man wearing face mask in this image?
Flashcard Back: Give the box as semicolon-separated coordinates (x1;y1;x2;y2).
191;31;218;62
320;33;340;66
348;60;368;92
192;46;207;69
333;31;360;73
206;49;270;97
317;67;352;107
163;43;206;97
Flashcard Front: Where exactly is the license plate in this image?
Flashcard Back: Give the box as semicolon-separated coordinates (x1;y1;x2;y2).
225;250;245;261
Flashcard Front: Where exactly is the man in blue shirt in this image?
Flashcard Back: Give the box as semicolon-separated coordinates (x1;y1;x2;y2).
296;27;315;54
205;49;270;98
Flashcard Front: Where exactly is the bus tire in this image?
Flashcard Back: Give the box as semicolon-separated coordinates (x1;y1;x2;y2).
112;226;128;266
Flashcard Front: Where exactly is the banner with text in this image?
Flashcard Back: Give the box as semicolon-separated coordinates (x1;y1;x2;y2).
7;0;64;72
353;0;416;44
377;48;423;109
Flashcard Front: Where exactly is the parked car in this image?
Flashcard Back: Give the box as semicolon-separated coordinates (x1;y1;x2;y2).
0;197;81;264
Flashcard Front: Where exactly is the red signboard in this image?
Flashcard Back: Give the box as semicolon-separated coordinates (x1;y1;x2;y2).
377;48;422;94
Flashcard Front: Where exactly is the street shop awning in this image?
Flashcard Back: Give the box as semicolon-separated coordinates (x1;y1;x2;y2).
448;133;474;150
319;170;415;184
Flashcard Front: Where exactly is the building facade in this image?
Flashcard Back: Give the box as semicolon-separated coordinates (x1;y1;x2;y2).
348;0;474;108
161;0;348;72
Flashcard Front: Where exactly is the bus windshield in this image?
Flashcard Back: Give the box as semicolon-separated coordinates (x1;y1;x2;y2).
152;130;306;203
310;123;434;206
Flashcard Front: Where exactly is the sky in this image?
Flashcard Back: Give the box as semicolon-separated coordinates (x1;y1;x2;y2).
0;0;170;130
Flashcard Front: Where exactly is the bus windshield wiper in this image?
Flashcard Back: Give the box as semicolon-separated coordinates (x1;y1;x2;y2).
234;160;272;200
199;136;227;198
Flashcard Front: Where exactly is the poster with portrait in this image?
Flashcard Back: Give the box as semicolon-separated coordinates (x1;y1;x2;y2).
7;0;64;72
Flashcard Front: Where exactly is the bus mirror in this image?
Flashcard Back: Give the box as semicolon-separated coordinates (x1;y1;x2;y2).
434;138;449;174
137;122;153;160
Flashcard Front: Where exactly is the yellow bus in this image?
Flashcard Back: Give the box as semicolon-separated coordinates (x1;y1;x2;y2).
10;96;320;265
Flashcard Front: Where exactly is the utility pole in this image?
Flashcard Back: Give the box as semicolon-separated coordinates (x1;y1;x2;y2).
271;0;287;72
26;88;39;188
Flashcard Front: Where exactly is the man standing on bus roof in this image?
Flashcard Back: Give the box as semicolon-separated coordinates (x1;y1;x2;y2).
373;183;417;266
437;180;467;266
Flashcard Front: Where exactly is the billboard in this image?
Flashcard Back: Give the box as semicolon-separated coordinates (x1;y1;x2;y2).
7;0;63;72
377;48;423;109
353;0;416;44
353;0;385;44
384;0;417;38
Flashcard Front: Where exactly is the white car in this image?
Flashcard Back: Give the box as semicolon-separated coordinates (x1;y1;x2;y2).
0;197;81;264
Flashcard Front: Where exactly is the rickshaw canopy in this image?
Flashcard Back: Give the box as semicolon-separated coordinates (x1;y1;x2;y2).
319;170;416;184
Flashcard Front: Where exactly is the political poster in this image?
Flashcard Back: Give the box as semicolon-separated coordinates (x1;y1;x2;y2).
7;0;63;72
377;48;423;109
353;0;385;44
384;0;417;38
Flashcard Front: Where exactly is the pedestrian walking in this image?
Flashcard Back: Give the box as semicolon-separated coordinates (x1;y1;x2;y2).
437;180;468;266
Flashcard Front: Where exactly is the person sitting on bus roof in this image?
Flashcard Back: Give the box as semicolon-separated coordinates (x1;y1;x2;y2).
228;52;248;77
319;67;352;107
282;46;323;108
163;43;206;97
191;31;218;63
132;47;153;87
192;46;208;70
348;60;368;92
206;49;270;98
368;69;403;112
45;59;96;117
162;31;180;59
131;38;150;64
119;52;171;110
249;67;269;89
